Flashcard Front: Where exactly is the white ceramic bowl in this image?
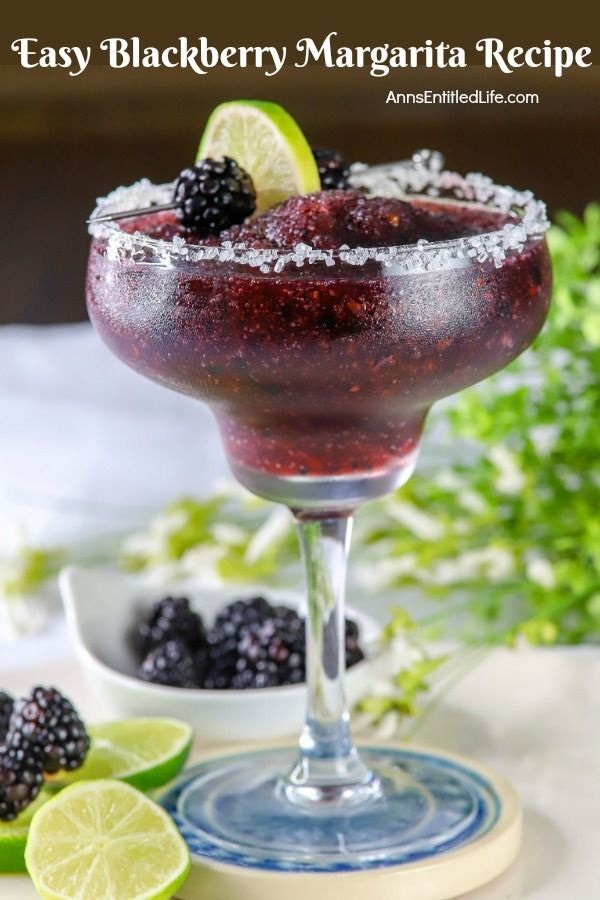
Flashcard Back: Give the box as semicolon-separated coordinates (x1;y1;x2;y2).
59;566;381;744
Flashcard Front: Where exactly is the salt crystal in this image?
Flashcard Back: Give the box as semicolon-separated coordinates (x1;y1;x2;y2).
89;159;549;273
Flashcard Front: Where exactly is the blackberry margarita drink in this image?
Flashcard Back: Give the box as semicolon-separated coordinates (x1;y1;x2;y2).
87;180;550;510
86;101;551;880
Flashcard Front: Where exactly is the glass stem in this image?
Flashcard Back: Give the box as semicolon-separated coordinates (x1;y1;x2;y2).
282;511;380;808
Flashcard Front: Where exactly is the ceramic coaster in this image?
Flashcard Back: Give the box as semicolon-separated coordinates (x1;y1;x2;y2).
160;743;521;900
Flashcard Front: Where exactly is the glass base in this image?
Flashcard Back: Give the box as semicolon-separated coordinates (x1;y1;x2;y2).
229;450;419;511
160;745;505;873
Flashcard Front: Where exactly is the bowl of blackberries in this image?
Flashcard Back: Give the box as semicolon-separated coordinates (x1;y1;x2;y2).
60;567;380;743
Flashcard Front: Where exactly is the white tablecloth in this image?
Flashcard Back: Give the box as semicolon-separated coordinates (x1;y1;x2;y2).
1;323;229;549
1;324;599;897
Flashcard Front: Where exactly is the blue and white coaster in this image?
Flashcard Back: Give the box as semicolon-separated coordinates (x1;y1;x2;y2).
160;743;521;900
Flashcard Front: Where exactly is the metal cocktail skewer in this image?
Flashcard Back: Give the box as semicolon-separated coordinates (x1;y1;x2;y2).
87;202;178;225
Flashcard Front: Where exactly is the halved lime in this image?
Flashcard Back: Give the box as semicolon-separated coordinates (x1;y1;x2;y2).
0;790;50;873
47;718;193;793
25;780;190;900
197;99;320;212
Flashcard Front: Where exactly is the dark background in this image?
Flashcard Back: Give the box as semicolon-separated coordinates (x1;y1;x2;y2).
1;4;598;324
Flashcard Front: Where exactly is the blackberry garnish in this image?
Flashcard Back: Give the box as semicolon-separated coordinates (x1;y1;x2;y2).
134;596;206;658
0;691;14;741
139;639;198;688
313;148;351;190
0;741;44;821
7;687;90;775
173;157;256;235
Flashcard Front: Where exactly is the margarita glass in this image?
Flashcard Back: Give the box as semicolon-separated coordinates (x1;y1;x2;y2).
86;154;551;874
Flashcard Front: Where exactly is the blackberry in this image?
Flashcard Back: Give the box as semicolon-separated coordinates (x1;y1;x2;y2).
133;594;364;690
0;741;44;821
134;596;206;658
173;157;256;235
345;617;365;669
213;596;275;641
194;644;211;686
313;148;351;190
233;624;284;689
345;618;360;642
202;631;239;689
0;691;13;741
139;639;198;688
232;618;306;689
346;643;365;668
7;687;89;775
206;597;305;689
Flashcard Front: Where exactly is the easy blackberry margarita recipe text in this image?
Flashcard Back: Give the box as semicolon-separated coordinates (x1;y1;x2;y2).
11;33;593;78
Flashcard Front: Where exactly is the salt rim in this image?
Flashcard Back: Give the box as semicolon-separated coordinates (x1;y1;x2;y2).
88;150;550;273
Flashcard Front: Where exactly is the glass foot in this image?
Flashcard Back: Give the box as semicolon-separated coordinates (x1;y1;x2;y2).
160;745;510;873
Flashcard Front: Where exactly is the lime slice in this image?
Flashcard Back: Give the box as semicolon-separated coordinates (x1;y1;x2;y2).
197;99;320;212
25;780;190;900
47;718;193;793
0;790;50;873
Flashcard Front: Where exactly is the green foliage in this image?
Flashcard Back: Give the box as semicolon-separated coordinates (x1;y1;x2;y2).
1;547;63;597
390;203;600;646
122;491;298;584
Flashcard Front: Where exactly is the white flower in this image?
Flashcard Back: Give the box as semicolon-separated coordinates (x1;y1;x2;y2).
354;555;419;590
152;509;188;536
489;445;526;494
483;546;516;580
459;490;488;515
140;545;226;587
385;499;445;540
121;532;166;559
0;591;50;642
123;508;190;560
435;469;465;492
549;349;572;368
180;545;226;585
372;711;401;740
428;546;515;584
560;470;582;492
529;425;559;456
526;557;556;589
350;711;376;735
210;523;247;546
244;507;290;564
139;561;186;586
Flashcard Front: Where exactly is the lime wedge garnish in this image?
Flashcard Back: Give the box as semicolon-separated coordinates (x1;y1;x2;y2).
25;780;190;900
197;99;320;212
0;790;50;873
46;718;193;793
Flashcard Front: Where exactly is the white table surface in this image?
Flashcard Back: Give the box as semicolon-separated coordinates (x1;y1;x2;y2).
1;324;599;898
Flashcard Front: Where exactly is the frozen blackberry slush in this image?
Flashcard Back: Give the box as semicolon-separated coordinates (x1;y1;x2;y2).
86;101;551;881
87;187;549;508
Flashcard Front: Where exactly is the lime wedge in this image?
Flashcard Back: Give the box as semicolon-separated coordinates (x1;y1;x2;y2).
25;780;190;900
197;99;320;212
47;718;193;793
0;790;50;873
